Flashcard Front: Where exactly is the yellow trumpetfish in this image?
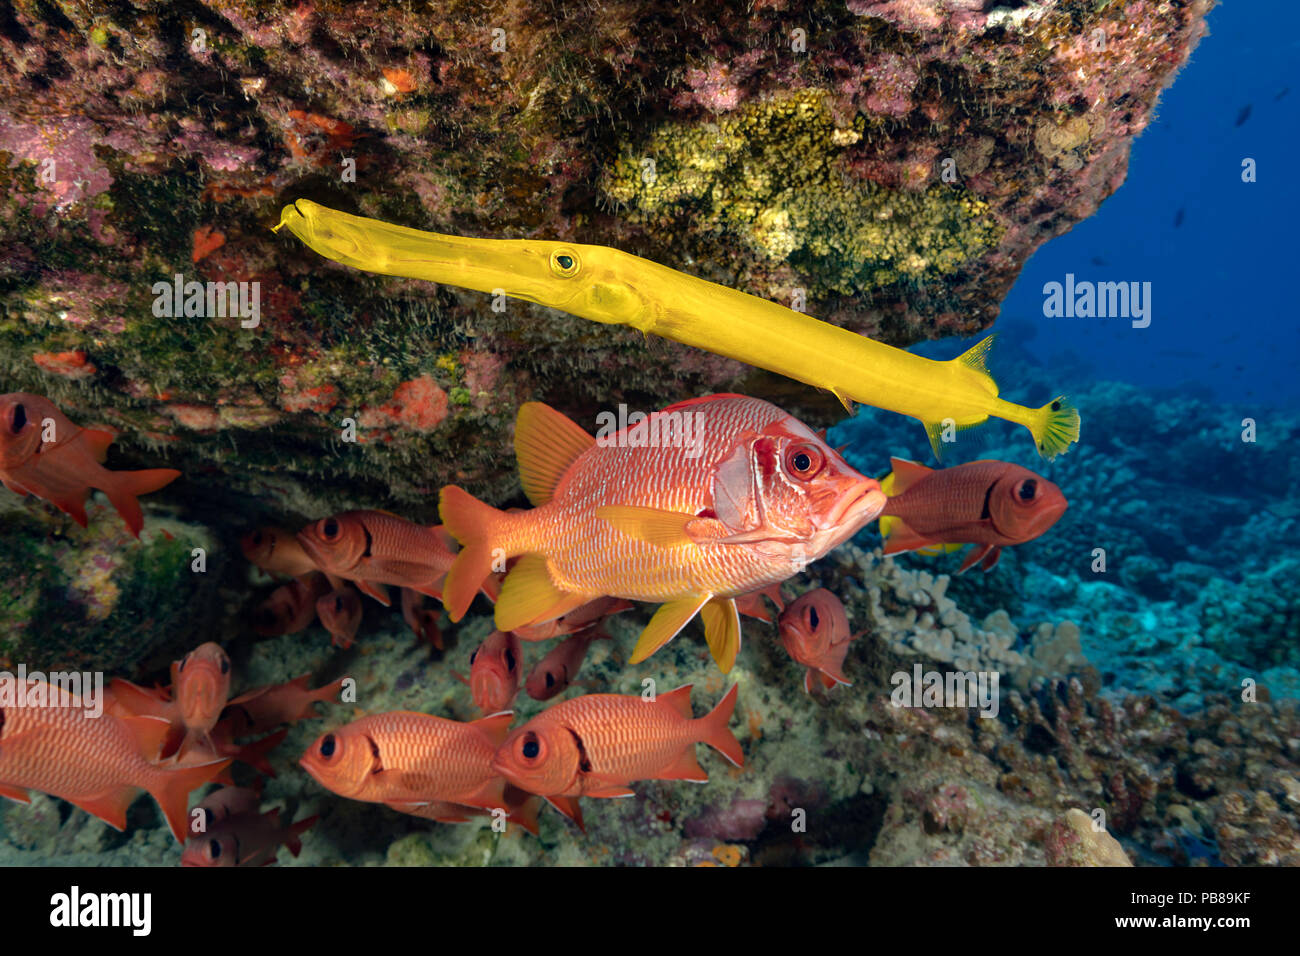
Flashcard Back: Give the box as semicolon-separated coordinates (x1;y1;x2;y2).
273;199;1080;458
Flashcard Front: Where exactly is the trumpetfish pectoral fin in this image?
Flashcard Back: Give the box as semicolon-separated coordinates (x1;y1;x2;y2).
514;402;595;507
495;553;590;632
629;594;711;665
700;597;742;673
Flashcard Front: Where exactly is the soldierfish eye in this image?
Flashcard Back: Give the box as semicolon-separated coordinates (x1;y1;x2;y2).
209;839;221;860
322;518;340;539
505;649;516;672
521;732;541;760
549;249;580;278
545;672;555;688
219;655;230;674
334;597;344;613
1017;479;1038;501
808;606;820;630
785;443;825;481
320;734;336;758
9;402;26;434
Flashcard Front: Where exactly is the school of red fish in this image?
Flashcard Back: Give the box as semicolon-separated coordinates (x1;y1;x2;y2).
0;389;1068;862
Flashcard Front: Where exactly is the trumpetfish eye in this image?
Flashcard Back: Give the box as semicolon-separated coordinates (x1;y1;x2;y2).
549;249;580;278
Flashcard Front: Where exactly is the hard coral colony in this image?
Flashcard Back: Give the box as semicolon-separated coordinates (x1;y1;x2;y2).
0;0;1287;882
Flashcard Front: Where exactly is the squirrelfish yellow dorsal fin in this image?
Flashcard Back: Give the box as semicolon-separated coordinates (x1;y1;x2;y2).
514;402;595;507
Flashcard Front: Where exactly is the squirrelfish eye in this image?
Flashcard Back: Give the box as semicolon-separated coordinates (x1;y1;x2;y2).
550;249;580;278
545;672;555;688
209;839;222;860
10;402;26;433
322;518;340;539
785;443;825;481
521;732;541;760
505;649;516;672
320;734;336;758
1017;479;1038;501
808;606;820;630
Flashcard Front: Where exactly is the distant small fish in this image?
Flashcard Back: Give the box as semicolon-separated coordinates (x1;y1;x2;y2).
400;587;444;649
468;630;522;713
187;786;260;839
296;512;457;606
525;630;609;701
510;595;632;642
1235;104;1252;127
241;526;318;578
777;589;859;694
253;573;330;636
182;805;317;867
0;392;180;537
1173;207;1185;228
316;587;363;649
1275;87;1290;102
1089;256;1108;267
224;674;345;735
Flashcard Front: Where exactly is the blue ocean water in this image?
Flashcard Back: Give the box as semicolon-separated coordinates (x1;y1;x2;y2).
831;0;1300;708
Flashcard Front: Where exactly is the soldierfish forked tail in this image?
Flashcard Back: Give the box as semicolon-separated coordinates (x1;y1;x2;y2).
103;467;182;538
439;485;508;621
1030;397;1080;461
699;683;744;769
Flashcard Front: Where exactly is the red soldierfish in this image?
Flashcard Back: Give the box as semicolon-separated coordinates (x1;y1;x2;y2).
440;395;886;673
0;679;228;842
296;512;457;607
510;596;632;642
468;631;522;713
253;573;331;636
225;674;345;735
492;684;742;830
300;711;514;811
524;630;609;702
777;588;859;693
878;458;1068;573
401;587;444;649
0;392;179;537
172;643;233;756
181;804;317;866
241;526;318;579
316;587;363;649
187;786;260;839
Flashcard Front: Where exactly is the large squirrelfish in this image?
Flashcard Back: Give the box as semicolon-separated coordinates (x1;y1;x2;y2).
440;394;886;672
0;392;179;537
492;684;742;829
0;679;228;842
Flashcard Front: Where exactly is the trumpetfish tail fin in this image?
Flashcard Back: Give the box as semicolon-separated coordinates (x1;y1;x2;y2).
1030;396;1081;460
